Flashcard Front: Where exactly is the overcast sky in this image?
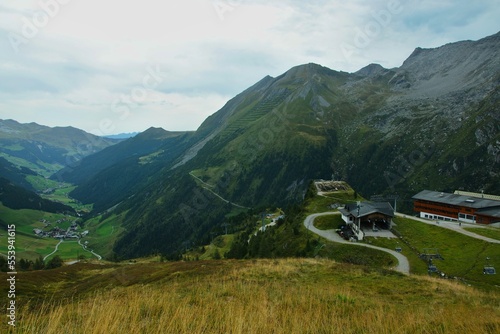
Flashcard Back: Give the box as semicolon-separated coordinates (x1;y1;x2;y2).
0;0;498;135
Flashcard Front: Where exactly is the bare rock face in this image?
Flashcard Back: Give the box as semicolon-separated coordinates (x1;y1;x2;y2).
393;32;500;98
355;63;388;77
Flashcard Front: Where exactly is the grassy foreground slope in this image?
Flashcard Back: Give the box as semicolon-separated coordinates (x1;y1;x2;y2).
3;258;499;334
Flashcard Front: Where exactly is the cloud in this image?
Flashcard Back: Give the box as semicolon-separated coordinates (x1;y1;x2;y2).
400;1;486;32
0;0;499;134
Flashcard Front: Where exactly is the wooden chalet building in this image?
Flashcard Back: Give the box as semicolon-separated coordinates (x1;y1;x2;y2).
413;190;500;224
339;202;395;240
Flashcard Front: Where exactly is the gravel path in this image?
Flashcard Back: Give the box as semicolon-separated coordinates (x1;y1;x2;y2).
303;212;410;275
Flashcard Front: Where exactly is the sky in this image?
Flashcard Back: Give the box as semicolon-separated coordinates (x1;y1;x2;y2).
0;0;498;135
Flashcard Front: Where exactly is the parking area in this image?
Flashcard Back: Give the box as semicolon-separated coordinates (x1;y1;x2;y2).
362;228;397;238
336;224;398;240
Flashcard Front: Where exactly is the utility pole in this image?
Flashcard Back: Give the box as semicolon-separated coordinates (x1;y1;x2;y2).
222;222;230;235
356;201;361;234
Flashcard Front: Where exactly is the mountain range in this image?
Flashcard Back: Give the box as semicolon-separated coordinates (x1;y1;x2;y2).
103;132;140;139
1;32;499;259
0;177;74;214
0;119;118;182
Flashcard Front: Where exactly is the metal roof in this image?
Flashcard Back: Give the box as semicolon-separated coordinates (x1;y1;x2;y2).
476;206;500;218
413;190;500;209
340;202;394;218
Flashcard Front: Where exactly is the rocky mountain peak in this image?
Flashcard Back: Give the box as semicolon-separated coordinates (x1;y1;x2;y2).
280;63;334;82
391;32;500;97
355;63;387;77
135;126;170;139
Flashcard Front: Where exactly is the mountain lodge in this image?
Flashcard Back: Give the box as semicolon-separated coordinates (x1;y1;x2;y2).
339;202;395;240
413;190;500;224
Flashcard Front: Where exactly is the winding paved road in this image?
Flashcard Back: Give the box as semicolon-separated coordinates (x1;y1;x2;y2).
78;239;102;260
43;239;63;261
304;212;410;275
43;239;103;261
304;211;500;275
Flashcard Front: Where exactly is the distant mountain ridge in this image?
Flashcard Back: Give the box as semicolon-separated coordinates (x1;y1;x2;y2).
0;119;119;180
56;127;194;211
103;132;140;139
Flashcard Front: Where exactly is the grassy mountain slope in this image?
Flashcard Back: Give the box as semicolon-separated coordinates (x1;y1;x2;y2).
0;177;74;213
0;156;37;190
111;173;234;259
186;64;349;206
66;129;195;212
55;127;189;185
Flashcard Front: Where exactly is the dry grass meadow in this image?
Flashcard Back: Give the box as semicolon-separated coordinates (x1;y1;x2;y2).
3;258;499;334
